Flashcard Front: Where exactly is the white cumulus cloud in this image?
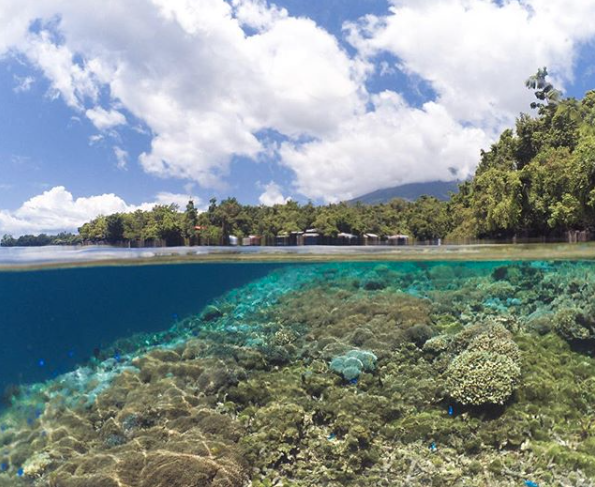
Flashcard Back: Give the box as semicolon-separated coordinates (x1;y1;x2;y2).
113;146;129;170
0;0;363;192
258;181;289;206
13;75;34;93
281;92;490;201
346;0;595;129
0;187;199;236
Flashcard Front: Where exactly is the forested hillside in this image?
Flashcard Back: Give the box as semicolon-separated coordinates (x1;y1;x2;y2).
448;69;595;239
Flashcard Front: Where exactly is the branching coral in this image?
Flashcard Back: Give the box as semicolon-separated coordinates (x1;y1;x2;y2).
446;350;521;406
445;324;522;406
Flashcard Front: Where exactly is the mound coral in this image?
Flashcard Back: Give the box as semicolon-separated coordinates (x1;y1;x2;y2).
554;307;595;344
329;350;377;381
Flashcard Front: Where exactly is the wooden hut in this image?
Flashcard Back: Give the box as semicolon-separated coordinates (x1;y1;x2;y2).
388;234;409;246
303;229;320;246
243;235;262;246
363;233;380;245
336;232;358;245
275;233;290;246
289;231;304;246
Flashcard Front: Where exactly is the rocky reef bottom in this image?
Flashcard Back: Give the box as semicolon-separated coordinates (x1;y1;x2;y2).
1;261;595;486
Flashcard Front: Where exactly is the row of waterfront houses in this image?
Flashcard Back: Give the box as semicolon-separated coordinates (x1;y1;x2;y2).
226;229;414;246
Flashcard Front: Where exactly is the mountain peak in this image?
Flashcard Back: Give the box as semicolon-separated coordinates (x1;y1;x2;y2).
347;181;461;205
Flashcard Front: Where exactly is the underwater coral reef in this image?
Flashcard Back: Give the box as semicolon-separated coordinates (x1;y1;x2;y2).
1;261;595;486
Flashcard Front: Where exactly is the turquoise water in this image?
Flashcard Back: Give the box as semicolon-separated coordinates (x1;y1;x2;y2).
0;259;594;486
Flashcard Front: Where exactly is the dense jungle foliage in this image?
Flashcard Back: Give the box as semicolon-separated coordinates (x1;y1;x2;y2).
3;70;595;246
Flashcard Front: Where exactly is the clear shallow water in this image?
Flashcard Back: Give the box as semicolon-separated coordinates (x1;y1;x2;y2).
0;259;594;486
0;263;281;391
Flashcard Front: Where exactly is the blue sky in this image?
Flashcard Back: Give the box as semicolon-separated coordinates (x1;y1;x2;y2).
1;0;595;234
0;0;393;213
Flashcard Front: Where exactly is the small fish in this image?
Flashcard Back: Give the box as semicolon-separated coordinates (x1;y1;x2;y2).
327;433;336;441
349;378;358;385
67;350;75;358
448;405;454;416
524;481;538;487
430;442;437;452
37;359;45;367
0;463;8;472
17;468;23;477
114;350;122;362
173;313;179;320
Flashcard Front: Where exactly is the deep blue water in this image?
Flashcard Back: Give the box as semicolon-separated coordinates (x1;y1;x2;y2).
0;263;282;393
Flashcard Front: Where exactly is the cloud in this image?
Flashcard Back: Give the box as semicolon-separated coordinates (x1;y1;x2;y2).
23;29;99;109
2;0;595;202
258;181;289;206
89;134;104;145
13;75;34;93
0;186;132;235
1;0;363;192
281;92;490;201
232;0;288;31
153;192;194;208
86;106;127;131
346;0;595;129
113;146;129;170
282;0;595;201
0;186;200;236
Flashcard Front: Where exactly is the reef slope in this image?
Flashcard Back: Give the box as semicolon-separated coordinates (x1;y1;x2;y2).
1;262;595;486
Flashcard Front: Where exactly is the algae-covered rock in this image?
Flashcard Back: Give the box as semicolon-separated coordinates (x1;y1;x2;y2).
446;350;521;406
201;305;223;321
554;307;595;344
